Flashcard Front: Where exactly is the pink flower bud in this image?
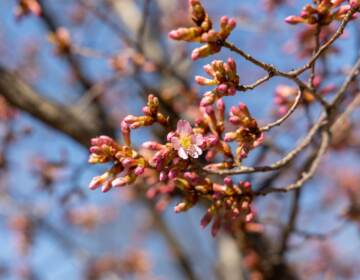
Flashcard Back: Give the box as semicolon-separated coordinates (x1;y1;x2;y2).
191;48;201;60
200;210;213;229
213;183;227;193
101;182;112;193
112;177;127;187
216;84;228;93
89;176;103;190
134;166;145;176
285;15;303;24
124;115;137;124
224;177;233;185
228;18;237;29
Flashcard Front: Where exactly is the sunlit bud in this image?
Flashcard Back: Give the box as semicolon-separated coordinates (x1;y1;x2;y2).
220;16;229;28
216;84;228;94
195;76;216;86
121;158;137;169
203;64;215;77
285;15;304;24
200;92;215;106
112;177;127;187
228;18;237;29
224;177;233;185
124;115;138;124
190;0;206;25
89;174;107;190
112;174;135;187
213;184;227;193
174;201;190;213
134;166;145;176
101;181;112;193
243;181;252;190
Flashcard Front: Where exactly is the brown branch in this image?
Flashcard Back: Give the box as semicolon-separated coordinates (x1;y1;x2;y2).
0;67;103;147
260;89;303;132
205;117;326;175
237;74;273;92
206;55;360;177
288;8;357;77
38;0;93;91
277;188;301;258
256;131;330;195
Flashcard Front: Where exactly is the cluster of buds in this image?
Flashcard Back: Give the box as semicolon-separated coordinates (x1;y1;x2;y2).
196;58;240;107
89;136;146;192
168;0;236;60
14;0;41;19
200;178;254;236
89;95;258;236
121;94;169;145
222;103;263;162
285;0;352;25
48;27;72;55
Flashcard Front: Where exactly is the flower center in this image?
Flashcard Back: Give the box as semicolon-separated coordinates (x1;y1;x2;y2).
179;135;192;149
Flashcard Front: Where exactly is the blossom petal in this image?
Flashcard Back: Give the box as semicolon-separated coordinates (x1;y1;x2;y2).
178;147;188;159
177;120;192;136
188;145;201;158
195;134;204;146
195;145;203;156
171;136;181;150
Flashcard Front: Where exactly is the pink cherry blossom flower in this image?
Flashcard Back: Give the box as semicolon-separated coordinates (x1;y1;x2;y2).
170;120;203;160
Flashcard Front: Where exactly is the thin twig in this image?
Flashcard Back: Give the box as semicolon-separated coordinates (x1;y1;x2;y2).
260;89;303;132
256;131;330;195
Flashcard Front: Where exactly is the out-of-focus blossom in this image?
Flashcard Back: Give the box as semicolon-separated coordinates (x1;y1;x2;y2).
48;27;72;55
14;0;41;19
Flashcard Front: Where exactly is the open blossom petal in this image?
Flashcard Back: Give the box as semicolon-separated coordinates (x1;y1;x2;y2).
171;136;181;150
195;134;204;146
177;120;193;136
171;120;204;160
188;145;202;158
178;147;189;159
